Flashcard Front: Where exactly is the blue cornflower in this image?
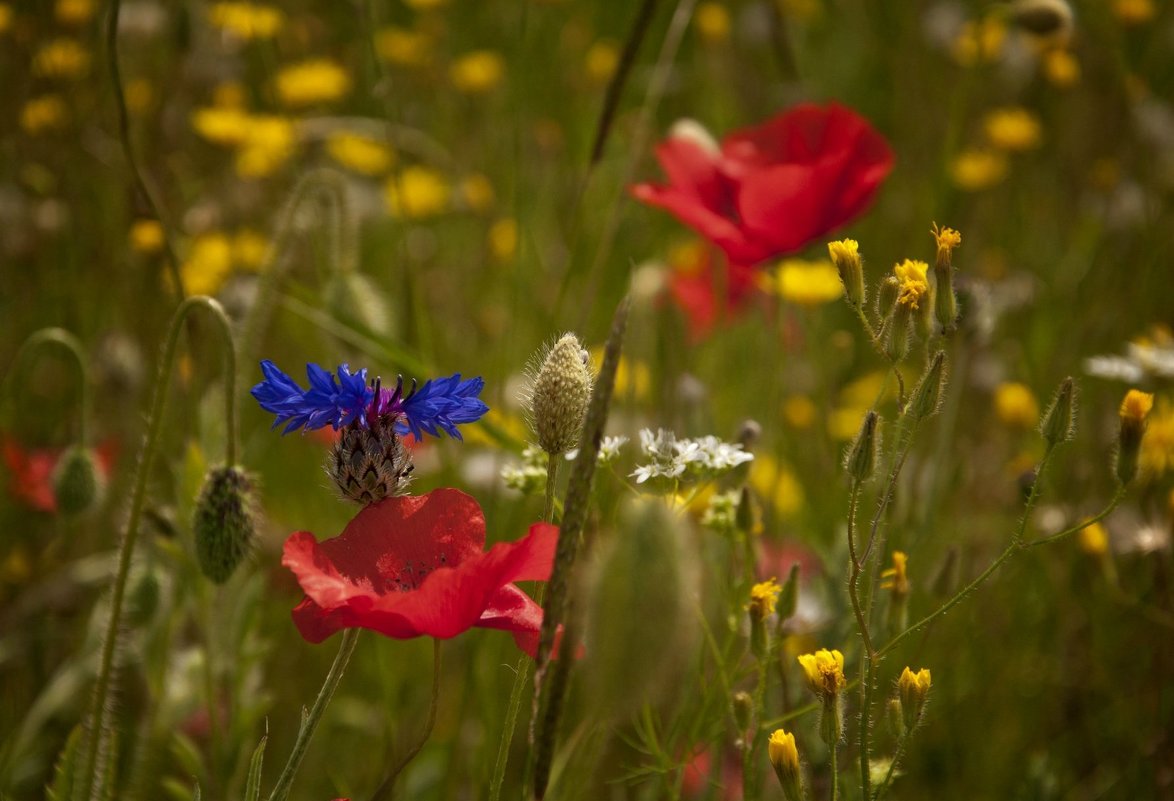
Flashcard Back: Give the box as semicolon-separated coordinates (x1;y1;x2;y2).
251;360;488;440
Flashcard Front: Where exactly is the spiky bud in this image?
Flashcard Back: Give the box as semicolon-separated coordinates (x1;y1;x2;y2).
885;302;913;362
886;697;906;738
845;411;880;482
193;465;256;584
1039;377;1077;446
1115;389;1153;485
907;351;947;420
52;446;104;516
330;417;413;504
527;333;594;455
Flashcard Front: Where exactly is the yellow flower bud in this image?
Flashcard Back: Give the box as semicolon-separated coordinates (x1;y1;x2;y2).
1116;389;1154;484
768;729;804;801
827;238;864;307
898;667;932;731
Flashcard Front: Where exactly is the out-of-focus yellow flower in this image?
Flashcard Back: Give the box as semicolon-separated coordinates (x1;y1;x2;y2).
192;106;252;145
585;40;619;85
984;107;1043;151
207;3;283;39
950;149;1008;191
1112;0;1156;24
952;17;1006;66
797;649;846;697
55;0;95;25
181;233;233;296
234;115;296;178
326;132;394;176
21;95;69;134
995;382;1040;429
828;371;890;441
233;228;269;270
375;26;433;67
1077;518;1109;557
488;217;517;263
695;2;731;43
275;59;351;107
783;395;817;430
33;39;91;79
130;219;165;254
764;258;844;305
0;4;13;34
1043;48;1080;86
450;50;505;93
461;173;495;213
1120;389;1154;423
125;78;154;114
894;259;929;309
750;453;804;518
880;551;909;596
385;166;450;218
213;81;248;108
748;578;782;620
588;349;651;401
1139;397;1173;478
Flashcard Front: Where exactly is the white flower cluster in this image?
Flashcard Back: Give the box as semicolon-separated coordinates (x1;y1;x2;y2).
501;446;548;494
631;428;754;485
1085;340;1174;383
564;435;630;465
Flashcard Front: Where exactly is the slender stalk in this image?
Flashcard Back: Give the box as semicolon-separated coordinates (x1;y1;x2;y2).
266;628;361;801
542;457;561;524
858;654;876;799
845;479;873;655
370;639;443;801
829;740;839;801
4;328;90;445
588;0;660;167
105;0;183;297
79;297;235;801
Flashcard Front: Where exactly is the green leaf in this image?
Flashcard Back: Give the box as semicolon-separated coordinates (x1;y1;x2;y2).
45;725;82;801
244;735;268;801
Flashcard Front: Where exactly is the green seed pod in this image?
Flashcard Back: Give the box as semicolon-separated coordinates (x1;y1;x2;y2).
907;351;947;421
193;465;256;584
845;411;880;482
527;333;594;455
52;446;104;516
1039;377;1077;446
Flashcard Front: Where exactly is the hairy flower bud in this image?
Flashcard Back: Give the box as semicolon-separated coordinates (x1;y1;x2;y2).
877;275;900;319
527;333;594;455
845;411;880;482
52;446;104;516
931;224;961;332
1039;377;1077;446
733;691;753;731
828;238;865;308
1115;389;1153;485
193;465;257;584
898;667;932;731
907;351;947;420
768;729;804;801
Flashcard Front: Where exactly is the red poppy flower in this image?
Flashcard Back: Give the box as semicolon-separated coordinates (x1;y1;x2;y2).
2;436;116;513
632;103;894;269
666;244;760;339
282;488;558;656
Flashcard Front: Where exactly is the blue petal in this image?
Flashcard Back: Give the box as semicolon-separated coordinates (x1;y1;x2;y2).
397;373;488;441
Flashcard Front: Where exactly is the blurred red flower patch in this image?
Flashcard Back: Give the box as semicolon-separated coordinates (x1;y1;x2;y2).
2;436;116;514
282;488;557;655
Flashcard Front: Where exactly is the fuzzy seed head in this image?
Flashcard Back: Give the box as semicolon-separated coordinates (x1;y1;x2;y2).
193;465;257;584
330;422;413;504
528;333;594;455
52;446;104;516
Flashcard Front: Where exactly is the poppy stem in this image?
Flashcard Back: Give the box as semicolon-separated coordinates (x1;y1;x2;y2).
370;638;443;801
266;628;361;801
4;327;91;446
542;456;561;524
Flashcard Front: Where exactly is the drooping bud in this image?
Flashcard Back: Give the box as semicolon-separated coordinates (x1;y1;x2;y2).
828;238;865;308
330;415;413;504
931;224;961;333
898;667;932;731
527;333;594;455
907;351;947;420
52;446;104;516
845;411;880;482
1039;377;1077;446
768;729;804;801
193;465;257;584
1115;389;1153;485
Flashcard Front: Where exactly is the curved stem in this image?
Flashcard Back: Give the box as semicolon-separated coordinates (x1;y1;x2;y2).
4;328;91;445
370;638;443;801
79;297;236;801
266;628;361;801
105;0;183;297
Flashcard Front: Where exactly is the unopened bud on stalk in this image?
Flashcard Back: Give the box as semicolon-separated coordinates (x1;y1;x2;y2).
733;691;753;731
768;729;805;801
845;411;880;482
748;578;781;658
886;697;906;738
1115;389;1153;485
193;465;257;584
798;649;847;745
52;446;104;516
1039;377;1077;446
527;333;594;455
828;239;865;308
931;225;962;332
907;351;947;420
898;667;932;732
877;276;900;320
886;303;913;362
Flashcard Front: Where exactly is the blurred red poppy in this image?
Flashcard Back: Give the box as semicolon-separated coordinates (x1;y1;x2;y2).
2;436;116;514
665;244;759;340
282;488;557;656
633;103;894;268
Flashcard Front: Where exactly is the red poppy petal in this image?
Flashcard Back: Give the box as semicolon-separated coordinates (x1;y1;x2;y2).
476;584;545;657
632;183;771;266
735;162;841;255
653;136;726;209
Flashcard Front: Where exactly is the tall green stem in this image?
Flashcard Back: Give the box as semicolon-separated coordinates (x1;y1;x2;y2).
266;628;361;801
829;741;839;801
370;639;442;801
79;297;236;801
4;328;91;445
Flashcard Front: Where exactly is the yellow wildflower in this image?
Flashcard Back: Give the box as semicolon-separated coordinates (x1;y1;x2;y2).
488;217;518;263
1117;389;1155;484
275;59;351;107
768;729;803;801
589;349;651;401
879;551;909;596
893;259;929;309
460;173;495;213
234;115;296;178
827;238;863;306
1139;397;1173;477
326;132;395;176
21;95;69;134
950;149;1008;191
450;50;505;93
951;17;1006;66
750;453;804;518
233;229;269;270
585;40;619;86
931;224;962;262
1077;519;1109;557
984;107;1043;151
181;233;233;296
385;166;450;218
898;667;932;730
1120;389;1154;423
1112;0;1155;24
1043;48;1080;87
695;2;731;43
191;106;252;146
207;3;283;39
129;219;165;255
782;395;817;430
33;39;91;79
797;648;846;697
748;578;782;620
995;382;1040;429
375;26;433;67
765;259;844;306
55;0;95;25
